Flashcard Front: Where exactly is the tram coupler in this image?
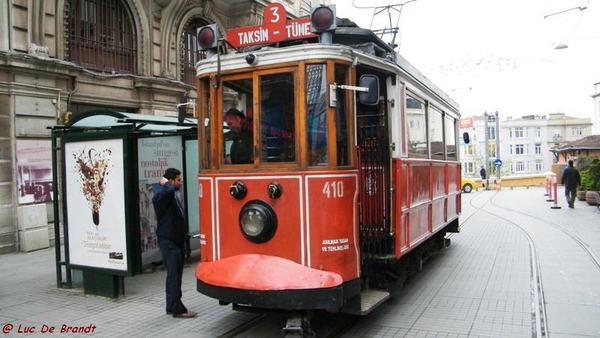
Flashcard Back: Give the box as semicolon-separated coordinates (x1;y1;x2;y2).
282;316;315;338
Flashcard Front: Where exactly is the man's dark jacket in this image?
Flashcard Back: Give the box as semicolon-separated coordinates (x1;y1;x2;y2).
561;166;581;189
152;182;187;243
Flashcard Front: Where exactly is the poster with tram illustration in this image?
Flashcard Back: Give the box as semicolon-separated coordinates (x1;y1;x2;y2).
64;138;128;272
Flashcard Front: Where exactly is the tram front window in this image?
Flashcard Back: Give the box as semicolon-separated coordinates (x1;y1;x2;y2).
259;72;295;163
222;78;254;165
306;64;328;166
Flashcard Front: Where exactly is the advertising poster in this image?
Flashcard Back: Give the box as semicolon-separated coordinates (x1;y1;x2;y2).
138;136;183;265
17;139;53;204
65;139;128;271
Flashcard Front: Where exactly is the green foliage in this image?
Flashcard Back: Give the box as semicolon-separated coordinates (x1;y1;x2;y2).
580;170;593;190
576;155;597;171
588;158;600;191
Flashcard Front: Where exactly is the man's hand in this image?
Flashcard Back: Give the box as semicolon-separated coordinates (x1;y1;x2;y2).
159;177;169;186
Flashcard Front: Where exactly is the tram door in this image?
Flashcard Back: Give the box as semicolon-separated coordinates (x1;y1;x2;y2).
356;74;392;256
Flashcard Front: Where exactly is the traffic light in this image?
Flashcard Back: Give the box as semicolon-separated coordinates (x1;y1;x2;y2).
310;5;337;33
463;132;470;144
197;24;219;50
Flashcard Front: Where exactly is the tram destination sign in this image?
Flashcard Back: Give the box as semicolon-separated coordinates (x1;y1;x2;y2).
226;3;316;48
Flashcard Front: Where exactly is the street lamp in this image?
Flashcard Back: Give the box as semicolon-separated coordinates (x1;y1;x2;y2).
543;6;587;19
544;6;587;50
554;42;569;50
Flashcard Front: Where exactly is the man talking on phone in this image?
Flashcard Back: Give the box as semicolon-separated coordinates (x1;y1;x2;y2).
152;167;197;318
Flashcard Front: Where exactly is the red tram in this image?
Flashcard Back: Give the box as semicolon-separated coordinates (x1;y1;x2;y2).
194;4;462;334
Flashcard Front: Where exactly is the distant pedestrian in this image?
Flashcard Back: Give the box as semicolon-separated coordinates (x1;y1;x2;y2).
561;160;581;209
480;167;487;187
152;168;197;318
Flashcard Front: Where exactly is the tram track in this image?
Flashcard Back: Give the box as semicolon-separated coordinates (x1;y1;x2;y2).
216;312;359;338
488;196;600;271
456;190;548;338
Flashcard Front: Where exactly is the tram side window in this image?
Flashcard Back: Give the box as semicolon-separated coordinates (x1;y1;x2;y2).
406;95;427;157
429;106;444;159
198;78;212;169
306;64;328;166
445;116;457;159
260;73;295;163
222;78;254;165
335;64;349;166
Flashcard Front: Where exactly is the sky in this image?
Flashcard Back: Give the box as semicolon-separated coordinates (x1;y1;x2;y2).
332;0;599;119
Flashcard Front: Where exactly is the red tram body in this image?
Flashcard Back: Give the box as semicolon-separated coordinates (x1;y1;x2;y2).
193;4;461;332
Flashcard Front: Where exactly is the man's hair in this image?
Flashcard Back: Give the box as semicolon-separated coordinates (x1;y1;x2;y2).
568;160;574;167
224;108;245;119
163;168;181;180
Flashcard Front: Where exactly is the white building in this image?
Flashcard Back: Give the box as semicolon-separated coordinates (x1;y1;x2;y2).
459;113;593;178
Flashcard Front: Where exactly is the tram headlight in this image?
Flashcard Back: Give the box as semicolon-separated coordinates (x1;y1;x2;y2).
310;5;337;33
197;24;219;50
239;200;277;243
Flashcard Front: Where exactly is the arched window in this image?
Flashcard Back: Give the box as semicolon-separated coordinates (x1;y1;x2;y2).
181;18;208;86
68;0;137;73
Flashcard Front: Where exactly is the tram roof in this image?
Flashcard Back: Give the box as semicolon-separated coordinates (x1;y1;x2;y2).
200;17;459;114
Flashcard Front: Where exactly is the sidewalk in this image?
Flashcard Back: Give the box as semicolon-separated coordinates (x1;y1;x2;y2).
1;187;599;337
0;248;256;337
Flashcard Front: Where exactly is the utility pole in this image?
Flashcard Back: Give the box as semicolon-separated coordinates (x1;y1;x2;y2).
495;111;500;183
484;111;489;189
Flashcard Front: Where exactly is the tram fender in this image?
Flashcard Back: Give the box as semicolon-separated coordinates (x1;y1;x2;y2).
196;254;343;290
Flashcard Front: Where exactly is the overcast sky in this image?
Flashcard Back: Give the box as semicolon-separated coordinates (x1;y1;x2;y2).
332;0;599;120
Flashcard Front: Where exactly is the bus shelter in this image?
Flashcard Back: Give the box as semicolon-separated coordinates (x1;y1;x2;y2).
50;110;198;298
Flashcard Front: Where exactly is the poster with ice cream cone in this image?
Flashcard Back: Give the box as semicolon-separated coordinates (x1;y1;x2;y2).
65;138;128;272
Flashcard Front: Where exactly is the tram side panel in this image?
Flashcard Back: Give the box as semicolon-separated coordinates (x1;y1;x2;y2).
394;159;460;257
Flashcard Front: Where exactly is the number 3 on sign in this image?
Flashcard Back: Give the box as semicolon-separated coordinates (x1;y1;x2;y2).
265;3;284;24
323;181;344;198
269;6;280;23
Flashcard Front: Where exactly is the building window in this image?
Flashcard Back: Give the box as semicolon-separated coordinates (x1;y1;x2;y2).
553;129;562;142
488;142;496;157
535;143;541;154
571;127;584;136
68;0;137;73
514;127;524;138
515;144;524;155
535;127;541;138
535;162;543;172
466;144;475;155
464;161;475;175
182;18;208;86
515;161;525;172
487;126;495;139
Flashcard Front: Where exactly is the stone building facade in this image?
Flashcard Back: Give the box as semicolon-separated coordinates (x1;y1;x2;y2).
0;0;313;254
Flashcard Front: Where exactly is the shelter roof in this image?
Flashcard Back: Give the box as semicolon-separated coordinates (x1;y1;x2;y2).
54;110;197;133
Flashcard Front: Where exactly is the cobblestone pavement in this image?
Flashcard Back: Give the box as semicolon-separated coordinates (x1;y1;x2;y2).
1;187;599;337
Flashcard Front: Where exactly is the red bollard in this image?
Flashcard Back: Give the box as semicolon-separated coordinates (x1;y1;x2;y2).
546;175;554;202
551;177;561;209
544;176;550;196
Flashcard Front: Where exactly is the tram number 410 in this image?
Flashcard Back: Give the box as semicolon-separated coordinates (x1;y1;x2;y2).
322;181;344;198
